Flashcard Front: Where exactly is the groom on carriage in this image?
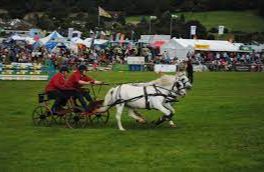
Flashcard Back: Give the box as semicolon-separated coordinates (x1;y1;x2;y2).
64;64;103;112
45;65;103;114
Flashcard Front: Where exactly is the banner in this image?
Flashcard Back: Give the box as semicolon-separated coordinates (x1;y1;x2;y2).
234;65;251;72
98;6;112;18
195;44;210;50
190;26;196;35
218;25;224;35
68;28;74;39
0;75;48;80
127;56;145;65
154;64;177;72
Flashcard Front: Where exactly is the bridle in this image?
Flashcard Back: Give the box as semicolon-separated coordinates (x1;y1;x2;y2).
176;74;191;89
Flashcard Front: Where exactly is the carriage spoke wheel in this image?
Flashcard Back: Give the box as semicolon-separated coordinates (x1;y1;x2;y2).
52;113;66;125
65;112;88;129
89;110;110;125
32;106;53;127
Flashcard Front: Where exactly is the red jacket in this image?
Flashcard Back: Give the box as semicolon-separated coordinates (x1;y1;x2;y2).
65;70;95;89
45;73;67;92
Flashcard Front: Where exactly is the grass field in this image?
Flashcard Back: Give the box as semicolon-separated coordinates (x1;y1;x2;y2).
126;10;264;33
0;72;264;171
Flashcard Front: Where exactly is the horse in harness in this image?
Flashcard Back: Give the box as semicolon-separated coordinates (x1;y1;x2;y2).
98;72;192;131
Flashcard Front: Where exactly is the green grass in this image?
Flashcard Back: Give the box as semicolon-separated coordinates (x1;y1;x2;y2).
126;10;264;33
0;72;264;171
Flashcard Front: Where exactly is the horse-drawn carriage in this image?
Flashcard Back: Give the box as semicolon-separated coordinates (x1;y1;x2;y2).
32;84;110;128
32;72;192;131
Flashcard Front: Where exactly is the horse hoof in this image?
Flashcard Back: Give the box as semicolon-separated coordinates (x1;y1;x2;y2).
170;124;177;128
136;118;146;124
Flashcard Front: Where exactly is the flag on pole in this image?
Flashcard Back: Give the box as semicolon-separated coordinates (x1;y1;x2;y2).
218;25;224;35
98;6;112;18
190;26;197;35
68;28;74;39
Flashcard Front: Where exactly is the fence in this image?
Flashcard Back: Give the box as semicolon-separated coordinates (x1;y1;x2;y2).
204;63;263;72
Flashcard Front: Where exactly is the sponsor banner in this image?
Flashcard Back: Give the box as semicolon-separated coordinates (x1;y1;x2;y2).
195;44;210;50
190;26;196;35
154;64;177;72
0;75;48;80
218;25;224;35
68;28;74;39
127;56;145;65
234;65;251;72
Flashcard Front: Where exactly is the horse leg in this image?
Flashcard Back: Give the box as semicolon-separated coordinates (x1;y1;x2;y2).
133;110;145;119
153;104;173;126
128;108;146;124
164;103;176;127
115;103;126;131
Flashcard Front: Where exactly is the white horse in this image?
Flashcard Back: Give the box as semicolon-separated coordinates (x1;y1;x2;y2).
98;72;192;131
130;72;192;125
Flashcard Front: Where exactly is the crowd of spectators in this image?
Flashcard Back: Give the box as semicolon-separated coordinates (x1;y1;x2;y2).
1;39;263;72
0;40;163;68
188;51;264;72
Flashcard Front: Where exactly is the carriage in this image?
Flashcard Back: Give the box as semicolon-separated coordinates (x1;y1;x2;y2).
32;84;110;128
32;72;192;131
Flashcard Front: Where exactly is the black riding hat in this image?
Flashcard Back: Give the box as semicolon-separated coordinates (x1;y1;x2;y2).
78;64;87;71
60;66;69;72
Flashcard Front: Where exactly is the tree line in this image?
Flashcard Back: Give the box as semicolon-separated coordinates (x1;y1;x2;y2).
0;0;263;18
0;0;263;42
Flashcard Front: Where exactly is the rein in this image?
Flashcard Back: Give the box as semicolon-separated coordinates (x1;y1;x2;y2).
107;82;183;108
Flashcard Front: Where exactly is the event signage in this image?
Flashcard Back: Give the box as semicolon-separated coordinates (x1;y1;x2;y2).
127;56;145;65
234;65;251;72
190;26;196;35
154;64;177;72
195;44;210;50
218;26;225;35
68;28;74;39
239;46;253;52
0;75;48;80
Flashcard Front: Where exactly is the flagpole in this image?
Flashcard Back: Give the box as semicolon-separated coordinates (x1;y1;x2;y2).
98;9;100;26
149;19;151;34
170;17;172;38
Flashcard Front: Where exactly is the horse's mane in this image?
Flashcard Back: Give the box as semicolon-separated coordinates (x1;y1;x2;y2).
132;72;186;87
147;75;173;86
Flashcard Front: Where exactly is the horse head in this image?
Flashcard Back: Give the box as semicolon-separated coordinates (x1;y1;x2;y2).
172;80;187;97
176;73;192;90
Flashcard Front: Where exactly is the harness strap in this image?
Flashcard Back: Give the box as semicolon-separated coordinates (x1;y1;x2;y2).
143;86;150;110
106;83;182;108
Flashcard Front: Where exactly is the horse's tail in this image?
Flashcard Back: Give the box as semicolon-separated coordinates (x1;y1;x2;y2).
97;87;116;113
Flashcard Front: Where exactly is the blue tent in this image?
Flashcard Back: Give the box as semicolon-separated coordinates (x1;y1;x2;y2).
40;31;65;52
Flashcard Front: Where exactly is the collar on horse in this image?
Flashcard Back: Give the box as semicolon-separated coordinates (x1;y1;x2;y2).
107;83;183;108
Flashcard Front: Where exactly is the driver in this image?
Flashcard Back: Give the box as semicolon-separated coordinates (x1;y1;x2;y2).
45;66;69;113
64;64;103;112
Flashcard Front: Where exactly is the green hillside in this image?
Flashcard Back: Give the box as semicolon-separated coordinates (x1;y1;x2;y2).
126;10;264;33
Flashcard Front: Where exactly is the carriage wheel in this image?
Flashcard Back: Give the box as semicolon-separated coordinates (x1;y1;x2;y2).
32;106;53;127
89;110;110;125
52;113;66;125
65;107;89;128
